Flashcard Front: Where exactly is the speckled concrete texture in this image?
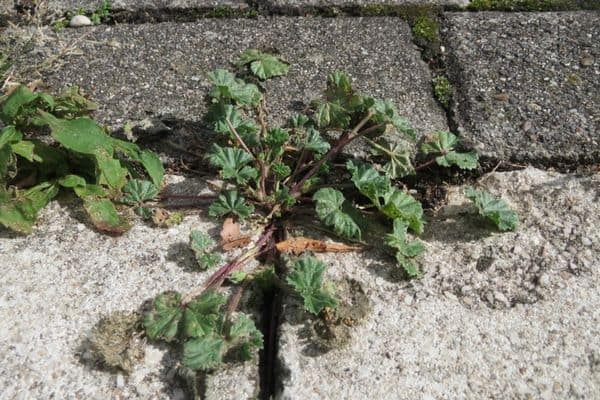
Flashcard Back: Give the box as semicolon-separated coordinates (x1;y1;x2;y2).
263;0;468;13
0;176;259;400
22;17;447;138
277;168;600;399
444;12;600;165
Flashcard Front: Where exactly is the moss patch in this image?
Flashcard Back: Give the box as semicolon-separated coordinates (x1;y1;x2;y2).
468;0;600;11
432;75;453;109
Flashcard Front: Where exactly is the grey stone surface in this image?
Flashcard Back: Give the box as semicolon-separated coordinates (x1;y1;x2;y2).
47;0;249;12
444;12;600;164
277;167;600;399
0;176;259;400
23;17;447;137
264;0;468;13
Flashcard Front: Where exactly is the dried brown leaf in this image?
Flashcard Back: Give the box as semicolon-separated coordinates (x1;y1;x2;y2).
275;237;363;255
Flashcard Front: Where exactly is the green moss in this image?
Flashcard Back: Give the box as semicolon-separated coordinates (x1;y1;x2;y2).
412;15;439;44
432;75;453;109
468;0;600;11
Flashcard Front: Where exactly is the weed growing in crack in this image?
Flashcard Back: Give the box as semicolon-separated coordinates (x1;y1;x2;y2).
137;49;517;378
0;85;164;234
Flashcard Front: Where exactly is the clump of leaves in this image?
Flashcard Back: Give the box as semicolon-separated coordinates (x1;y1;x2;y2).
0;85;164;234
138;49;516;376
465;186;519;231
143;290;262;371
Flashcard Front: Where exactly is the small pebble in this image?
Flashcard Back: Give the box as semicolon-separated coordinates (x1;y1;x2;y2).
70;15;92;27
403;295;413;306
462;296;474;306
494;291;510;307
581;237;592;247
537;274;550;288
580;57;594;67
116;374;125;388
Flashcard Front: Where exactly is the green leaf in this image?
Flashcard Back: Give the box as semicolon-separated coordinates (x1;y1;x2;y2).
111;139;164;187
95;148;128;190
83;198;130;234
302;127;330;155
207;145;257;185
183;336;224;371
208;191;254;220
380;189;425;234
366;138;414;179
0;125;22;147
289;114;310;128
287;255;338;315
464;187;518;231
346;160;390;208
122;179;158;204
58;174;87;188
36;111;113;155
189;231;221;270
315;101;350;129
139;150;164;188
265;127;289;147
183;290;225;338
312;188;361;240
0;85;39;124
386;219;425;277
206;103;260;146
11;140;40;162
74;184;107;199
143;292;183;342
436;151;478;170
236;49;290;80
228;314;263;360
0;182;59;233
229;271;247;284
371;100;415;140
421;131;478;170
272;162;291;179
207;69;262;105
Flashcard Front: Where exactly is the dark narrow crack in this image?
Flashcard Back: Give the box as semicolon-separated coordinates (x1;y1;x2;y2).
258;287;281;400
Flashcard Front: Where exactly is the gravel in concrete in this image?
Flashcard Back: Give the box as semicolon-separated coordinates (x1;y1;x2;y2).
21;17;447;140
0;176;259;400
444;12;600;165
277;167;600;399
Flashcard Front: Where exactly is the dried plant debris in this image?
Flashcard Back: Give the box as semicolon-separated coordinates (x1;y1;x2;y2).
311;279;371;351
87;311;144;373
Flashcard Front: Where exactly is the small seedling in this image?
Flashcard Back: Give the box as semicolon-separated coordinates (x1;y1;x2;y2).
465;186;519;231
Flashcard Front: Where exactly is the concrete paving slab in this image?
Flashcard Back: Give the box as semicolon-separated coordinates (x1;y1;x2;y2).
18;17;447;140
47;0;250;13
277;167;600;399
0;175;259;400
444;12;600;165
263;0;468;14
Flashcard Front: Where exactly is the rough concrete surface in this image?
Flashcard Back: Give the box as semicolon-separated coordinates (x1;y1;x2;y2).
264;0;468;13
0;176;259;400
277;167;600;399
15;17;447;138
444;12;600;164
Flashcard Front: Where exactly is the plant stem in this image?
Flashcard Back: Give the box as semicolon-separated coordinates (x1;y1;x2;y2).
290;110;375;197
415;158;437;171
182;225;276;303
226;118;254;157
